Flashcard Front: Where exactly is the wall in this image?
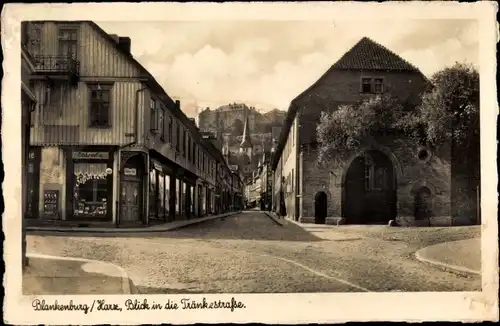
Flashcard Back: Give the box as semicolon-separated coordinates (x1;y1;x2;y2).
280;115;299;220
30;80;146;146
26;22;141;78
300;136;453;225
296;69;429;145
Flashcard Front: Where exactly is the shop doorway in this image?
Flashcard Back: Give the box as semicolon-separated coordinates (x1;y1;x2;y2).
120;154;145;225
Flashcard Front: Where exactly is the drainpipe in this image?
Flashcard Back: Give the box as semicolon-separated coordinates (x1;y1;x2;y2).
120;86;147;149
116;86;147;227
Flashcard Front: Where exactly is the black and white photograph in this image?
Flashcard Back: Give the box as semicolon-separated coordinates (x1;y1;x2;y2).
3;1;498;324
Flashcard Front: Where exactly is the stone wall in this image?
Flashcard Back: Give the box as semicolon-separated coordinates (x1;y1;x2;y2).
299;135;454;225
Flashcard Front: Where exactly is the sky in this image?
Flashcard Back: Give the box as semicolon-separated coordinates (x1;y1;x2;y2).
97;19;478;118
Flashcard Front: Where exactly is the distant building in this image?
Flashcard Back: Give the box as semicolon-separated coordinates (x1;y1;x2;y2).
271;37;477;227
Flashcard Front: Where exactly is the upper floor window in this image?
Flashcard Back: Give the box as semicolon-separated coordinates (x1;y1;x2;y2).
176;123;180;151
361;77;384;94
168;117;173;143
150;99;158;132
159;108;165;141
187;136;191;161
374;78;384;93
89;84;112;127
183;129;187;156
58;27;78;59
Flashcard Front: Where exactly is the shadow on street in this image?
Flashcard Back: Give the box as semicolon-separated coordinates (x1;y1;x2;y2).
27;211;324;242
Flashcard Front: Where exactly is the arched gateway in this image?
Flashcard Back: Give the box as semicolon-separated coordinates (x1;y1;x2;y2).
342;150;397;224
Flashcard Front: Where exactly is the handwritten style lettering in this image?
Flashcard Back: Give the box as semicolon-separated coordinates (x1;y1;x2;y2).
32;299;90;314
180;297;246;312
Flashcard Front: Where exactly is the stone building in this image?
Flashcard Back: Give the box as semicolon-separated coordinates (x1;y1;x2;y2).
270;37;478;227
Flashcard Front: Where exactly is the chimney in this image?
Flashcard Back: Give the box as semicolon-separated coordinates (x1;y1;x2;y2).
175;100;181;110
109;34;120;44
118;36;132;54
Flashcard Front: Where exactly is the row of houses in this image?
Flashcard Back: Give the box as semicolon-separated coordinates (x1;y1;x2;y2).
21;20;243;228
269;37;480;227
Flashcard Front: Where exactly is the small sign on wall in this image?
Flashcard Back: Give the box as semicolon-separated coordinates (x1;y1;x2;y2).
124;168;137;176
72;151;109;160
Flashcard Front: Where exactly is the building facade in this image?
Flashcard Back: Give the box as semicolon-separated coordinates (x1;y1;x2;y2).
271;37;477;227
23;20;239;227
22;45;39;267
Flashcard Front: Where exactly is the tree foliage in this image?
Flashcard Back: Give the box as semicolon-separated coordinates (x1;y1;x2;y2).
316;62;480;167
316;94;414;165
416;62;479;148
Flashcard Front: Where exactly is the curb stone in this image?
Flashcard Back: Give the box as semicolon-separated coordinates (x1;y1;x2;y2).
263;211;284;226
27;253;135;294
26;211;241;234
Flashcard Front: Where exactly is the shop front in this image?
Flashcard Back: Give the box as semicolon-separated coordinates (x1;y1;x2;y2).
67;147;115;222
175;168;198;220
148;157;175;224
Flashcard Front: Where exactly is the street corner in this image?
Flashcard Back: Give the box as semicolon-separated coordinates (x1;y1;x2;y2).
24;253;135;295
414;238;481;276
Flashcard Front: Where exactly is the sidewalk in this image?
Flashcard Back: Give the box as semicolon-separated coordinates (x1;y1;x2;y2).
26;211;240;233
23;253;135;295
415;238;481;276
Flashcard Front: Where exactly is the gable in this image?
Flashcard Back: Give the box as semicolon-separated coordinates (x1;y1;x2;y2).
331;37;420;72
80;22;143;78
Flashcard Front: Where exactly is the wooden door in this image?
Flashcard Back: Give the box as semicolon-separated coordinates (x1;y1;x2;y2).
120;179;142;224
343;156;366;223
314;192;327;224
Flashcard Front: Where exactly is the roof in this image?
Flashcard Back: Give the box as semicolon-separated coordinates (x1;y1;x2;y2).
270;37;426;170
331;37;420;72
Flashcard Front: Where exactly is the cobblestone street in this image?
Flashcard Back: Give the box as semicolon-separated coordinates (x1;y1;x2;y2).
27;211;481;293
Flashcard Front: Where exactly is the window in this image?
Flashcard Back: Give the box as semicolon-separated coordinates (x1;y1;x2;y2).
150;99;158;132
73;163;108;217
361;77;372;93
168;117;173;143
58;27;78;59
89;84;111;127
183;129;187;156
187;136;191;161
374;78;384;93
176;123;180;151
159;108;165;141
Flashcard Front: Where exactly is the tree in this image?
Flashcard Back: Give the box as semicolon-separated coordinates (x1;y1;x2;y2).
416;62;479;150
316;94;413;165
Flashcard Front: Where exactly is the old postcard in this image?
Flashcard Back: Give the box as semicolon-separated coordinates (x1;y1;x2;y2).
2;1;499;324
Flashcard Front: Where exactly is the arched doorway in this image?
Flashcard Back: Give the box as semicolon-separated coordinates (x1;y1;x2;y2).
342;150;397;224
120;154;145;225
314;191;327;224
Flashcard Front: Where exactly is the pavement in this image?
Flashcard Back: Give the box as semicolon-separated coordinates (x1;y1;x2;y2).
26;211;240;233
27;210;482;293
415;238;481;275
23;253;135;295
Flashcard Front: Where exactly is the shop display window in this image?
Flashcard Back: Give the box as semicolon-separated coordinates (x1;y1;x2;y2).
73;163;108;217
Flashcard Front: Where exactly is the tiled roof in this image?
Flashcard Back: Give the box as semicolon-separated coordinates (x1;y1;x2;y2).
331;37;420;72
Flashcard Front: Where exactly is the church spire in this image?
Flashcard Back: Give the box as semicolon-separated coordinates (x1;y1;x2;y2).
239;106;253;155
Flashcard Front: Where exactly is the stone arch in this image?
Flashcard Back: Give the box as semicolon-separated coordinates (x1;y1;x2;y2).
314;191;328;224
410;180;437;220
341;143;403;187
342;149;397;224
